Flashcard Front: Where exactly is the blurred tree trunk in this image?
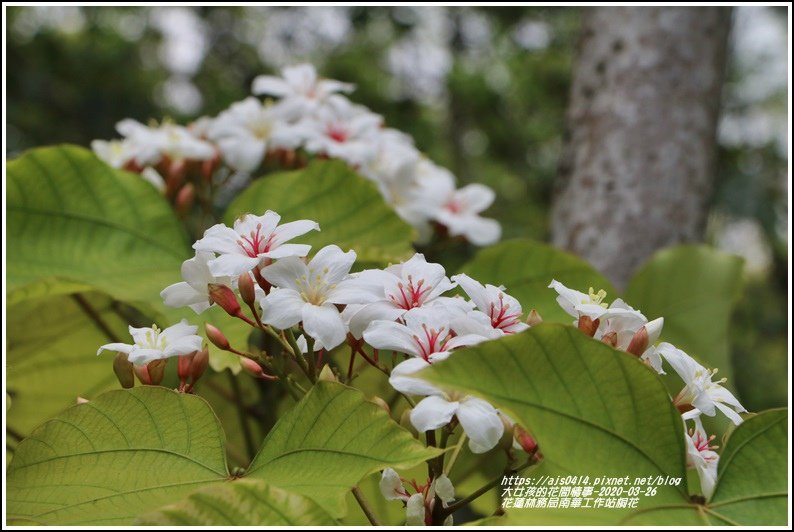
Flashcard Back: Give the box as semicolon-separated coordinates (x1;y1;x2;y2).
551;7;732;289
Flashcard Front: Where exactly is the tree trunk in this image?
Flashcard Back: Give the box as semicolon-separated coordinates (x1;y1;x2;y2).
551;7;732;289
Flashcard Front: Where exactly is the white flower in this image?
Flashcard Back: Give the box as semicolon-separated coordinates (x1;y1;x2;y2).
363;307;485;361
160;251;235;313
91;139;135;169
412;393;504;454
658;343;747;425
593;299;649;347
379;468;455;526
97;319;203;366
299;97;382;166
140;167;166;192
413;161;501;245
251;63;354;118
548;279;612;322
116;119;216;166
260;245;364;350
452;274;529;335
684;416;720;498
345;253;464;338
207;97;304;173
193;211;319;277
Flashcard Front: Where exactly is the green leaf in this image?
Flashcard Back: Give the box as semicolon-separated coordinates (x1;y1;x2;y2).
708;409;788;525
137;479;337;525
418;323;688;524
7;387;229;525
6;145;189;307
246;381;442;518
460;239;616;324
624;245;743;384
225;159;415;265
6;292;128;438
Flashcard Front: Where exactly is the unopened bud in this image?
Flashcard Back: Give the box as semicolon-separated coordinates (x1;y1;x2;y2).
190;347;210;383
175;183;195;215
677;402;695;415
76;396;90;405
205;323;231;351
526;309;543;327
208;283;242;317
514;425;538;456
177;352;196;384
123;159;143;174
147;359;167;386
400;408;419;437
134;363;152;385
238;272;256;307
626;326;649;357
240;357;278;380
369;396;391;415
577;315;600;337
201;151;221;181
113;352;135;389
600;331;618;348
253;266;271;292
164;161;186;199
318;364;338;382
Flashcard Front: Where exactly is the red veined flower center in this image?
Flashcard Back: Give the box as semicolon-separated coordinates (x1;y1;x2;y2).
237;223;276;258
412;324;450;361
489;293;521;332
388;275;433;310
327;125;348;143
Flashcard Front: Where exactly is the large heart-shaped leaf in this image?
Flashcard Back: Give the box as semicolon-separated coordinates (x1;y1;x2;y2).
225;159;416;265
137;479;337;525
6;292;130;439
418;323;687;524
459;239;616;324
6;145;189;307
624;245;743;384
7;387;229;525
246;381;442;518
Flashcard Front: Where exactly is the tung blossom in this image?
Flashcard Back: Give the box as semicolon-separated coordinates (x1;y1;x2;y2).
193;211;319;277
685;416;720;498
252;63;354;117
658;343;747;425
548;279;613;322
379;468;455;526
299;97;383;166
97;320;203;366
259;245;365;350
452;273;529;335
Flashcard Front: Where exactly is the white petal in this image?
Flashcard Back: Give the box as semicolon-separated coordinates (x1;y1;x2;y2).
207;253;261;278
263;243;312;260
410;396;459;432
433;474;455;504
260;256;307;290
451;274;489;313
160;282;206;310
327;278;391;306
97;342;134;356
251;75;290;96
272;219;320;245
193;224;244;255
127;347;166;366
163;335;203;357
714;401;745;425
405;493;426;526
302;304;347;350
309;245;356;283
456;397;504;454
379;468;408;501
363;319;419;357
161;319;198;342
261;289;305;329
389;358;443;396
349;302;405;338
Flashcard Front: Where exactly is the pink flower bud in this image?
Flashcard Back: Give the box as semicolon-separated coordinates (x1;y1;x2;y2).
514;425;539;456
238;272;256;307
190;347;210;383
601;331;618;347
175;183;195;216
201;151;221;181
253;265;271;292
240;357;277;380
205;323;231;351
577;316;600;337
134;364;152;385
113;352;135;389
526;309;543;327
208;283;242;317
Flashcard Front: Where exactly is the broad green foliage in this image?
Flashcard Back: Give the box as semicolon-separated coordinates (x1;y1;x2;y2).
6;145;189;306
6;387;229;525
247;381;443;518
460;239;617;323
225;159;416;265
419;323;688;524
708;409;788;525
6;292;128;438
137;479;337;526
625;245;744;384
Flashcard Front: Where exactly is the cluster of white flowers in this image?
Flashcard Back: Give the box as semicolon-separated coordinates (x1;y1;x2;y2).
380;468;455;526
91;64;500;246
548;280;747;498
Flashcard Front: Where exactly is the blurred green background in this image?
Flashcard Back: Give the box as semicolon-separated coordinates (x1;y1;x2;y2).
5;6;788;410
